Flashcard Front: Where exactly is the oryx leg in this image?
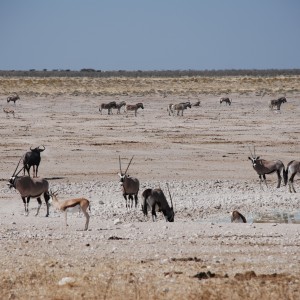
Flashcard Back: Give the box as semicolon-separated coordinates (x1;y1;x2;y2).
276;170;282;188
22;197;29;216
36;197;42;216
123;194;129;208
263;174;268;188
44;192;50;217
289;173;297;193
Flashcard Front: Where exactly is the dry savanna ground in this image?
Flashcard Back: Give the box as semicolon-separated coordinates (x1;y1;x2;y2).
0;75;300;299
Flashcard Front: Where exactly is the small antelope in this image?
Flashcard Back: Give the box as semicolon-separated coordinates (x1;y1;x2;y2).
142;186;174;222
269;97;287;110
231;211;247;223
248;146;285;188
125;103;144;117
49;191;90;231
172;102;191;116
7;93;20;104
3;107;15;118
118;156;140;209
115;101;126;114
220;97;231;105
99;101;117;115
284;160;300;193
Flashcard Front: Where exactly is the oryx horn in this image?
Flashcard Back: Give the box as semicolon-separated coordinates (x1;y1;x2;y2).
124;155;134;175
119;155;122;174
12;157;23;177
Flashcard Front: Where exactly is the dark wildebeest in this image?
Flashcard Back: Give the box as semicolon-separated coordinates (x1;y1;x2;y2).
99;101;117;115
23;145;45;177
231;211;247;223
220;97;231;105
269;97;287;110
7;93;20;104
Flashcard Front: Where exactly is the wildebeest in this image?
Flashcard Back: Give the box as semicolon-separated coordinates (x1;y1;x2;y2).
7;93;20;104
231;210;247;223
248;147;285;188
125;103;144;117
115;101;126;114
118;156;140;208
23;145;45;177
284;160;300;193
172;102;191;116
8;160;50;216
142;187;174;222
192;101;201;107
269;97;287;110
99;101;117;115
220;97;231;105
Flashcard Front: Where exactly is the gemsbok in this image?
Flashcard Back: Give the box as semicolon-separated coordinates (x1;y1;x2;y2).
125;103;144;117
220;97;231;105
23;145;45;177
99;101;117;115
49;190;90;230
8;159;50;216
231;210;247;223
172;102;191;116
7;93;20;104
248;147;286;188
284;160;300;193
269;97;287;110
142;185;174;222
118;156;140;208
115;101;126;114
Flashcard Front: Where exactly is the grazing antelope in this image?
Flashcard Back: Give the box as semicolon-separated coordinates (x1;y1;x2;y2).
125;103;144;117
7;93;20;104
192;101;201;107
167;103;174;116
49;191;90;230
115;101;126;114
3;107;15;118
23;145;45;177
8;159;50;216
248;147;285;188
118;156;140;209
172;102;191;116
269;97;287;110
231;210;247;223
142;186;174;222
284;160;300;193
220;97;231;105
99;101;117;115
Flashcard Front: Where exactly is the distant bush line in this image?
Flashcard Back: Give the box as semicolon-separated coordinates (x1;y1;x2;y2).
0;69;300;78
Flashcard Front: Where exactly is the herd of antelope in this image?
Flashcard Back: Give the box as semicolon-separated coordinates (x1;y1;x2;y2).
3;92;295;229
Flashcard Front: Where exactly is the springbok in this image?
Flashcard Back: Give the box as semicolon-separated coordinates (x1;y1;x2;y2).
7;93;20;104
220;97;231;105
49;191;90;230
3;107;15;118
115;101;126;114
284;160;300;193
125;103;144;117
118;156;140;209
231;210;247;223
8;159;50;216
142;185;174;222
99;101;117;115
248;147;285;188
172;102;191;116
23;145;45;177
269;97;287;110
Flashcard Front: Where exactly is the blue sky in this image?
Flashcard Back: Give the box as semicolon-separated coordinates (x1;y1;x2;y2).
0;0;299;71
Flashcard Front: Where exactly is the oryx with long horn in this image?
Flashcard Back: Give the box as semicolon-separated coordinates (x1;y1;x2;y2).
8;158;50;216
142;183;175;222
248;146;286;188
284;160;300;193
118;156;140;209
